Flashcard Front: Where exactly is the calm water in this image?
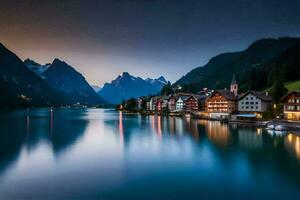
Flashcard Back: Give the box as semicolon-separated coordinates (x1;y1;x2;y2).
0;108;300;199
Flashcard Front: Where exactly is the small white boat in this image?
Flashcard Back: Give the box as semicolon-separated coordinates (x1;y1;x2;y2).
267;124;275;130
275;125;288;131
267;129;287;136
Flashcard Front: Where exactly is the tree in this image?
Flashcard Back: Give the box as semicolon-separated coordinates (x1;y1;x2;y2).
125;98;137;111
141;99;147;110
270;79;288;102
121;99;126;107
246;68;265;90
160;82;173;95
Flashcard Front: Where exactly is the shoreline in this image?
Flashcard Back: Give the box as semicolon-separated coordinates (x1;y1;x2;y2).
119;109;300;131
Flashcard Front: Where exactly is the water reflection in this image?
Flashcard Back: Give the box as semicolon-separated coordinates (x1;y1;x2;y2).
285;133;300;160
205;121;231;147
0;108;88;175
1;109;300;199
237;128;263;150
118;111;124;147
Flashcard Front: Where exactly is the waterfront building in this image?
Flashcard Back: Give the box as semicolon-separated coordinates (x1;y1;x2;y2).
281;90;300;120
168;95;177;112
156;96;169;112
175;95;189;111
149;96;159;111
237;90;273;118
185;95;199;112
206;90;237;117
205;75;238;118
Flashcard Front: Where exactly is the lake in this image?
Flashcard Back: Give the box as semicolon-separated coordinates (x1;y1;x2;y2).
0;108;300;199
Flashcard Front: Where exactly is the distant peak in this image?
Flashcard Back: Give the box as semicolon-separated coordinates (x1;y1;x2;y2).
157;76;166;81
122;72;131;76
52;58;65;64
24;58;41;66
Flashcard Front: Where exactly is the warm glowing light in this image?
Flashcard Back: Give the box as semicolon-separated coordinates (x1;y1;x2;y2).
288;134;293;142
118;111;124;146
285;133;300;160
157;115;162;137
206;121;230;146
256;128;262;135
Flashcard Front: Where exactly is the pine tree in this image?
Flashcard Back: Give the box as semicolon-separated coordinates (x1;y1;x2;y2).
161;82;173;95
270;79;288;102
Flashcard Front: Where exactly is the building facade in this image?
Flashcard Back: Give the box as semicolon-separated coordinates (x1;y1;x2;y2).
149;96;159;111
206;90;237;115
185;96;198;112
205;75;238;117
238;91;273;117
176;96;185;111
281;91;300;120
168;95;177;112
156;96;168;112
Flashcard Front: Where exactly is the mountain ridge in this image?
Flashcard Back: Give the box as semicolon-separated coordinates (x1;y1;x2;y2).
0;43;72;106
174;37;300;92
41;58;105;105
98;72;167;104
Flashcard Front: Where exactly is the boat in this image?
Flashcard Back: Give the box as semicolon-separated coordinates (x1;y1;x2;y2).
267;129;287;136
266;124;275;130
275;125;288;131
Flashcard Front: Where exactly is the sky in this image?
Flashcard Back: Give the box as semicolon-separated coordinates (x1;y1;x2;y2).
0;0;300;86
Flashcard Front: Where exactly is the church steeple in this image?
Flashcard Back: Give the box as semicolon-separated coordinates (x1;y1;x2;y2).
230;74;238;97
231;74;237;84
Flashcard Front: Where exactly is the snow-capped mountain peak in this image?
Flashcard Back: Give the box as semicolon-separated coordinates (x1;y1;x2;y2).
98;72;168;104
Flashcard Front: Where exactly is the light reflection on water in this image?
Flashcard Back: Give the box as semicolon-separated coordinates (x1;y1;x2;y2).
0;108;300;199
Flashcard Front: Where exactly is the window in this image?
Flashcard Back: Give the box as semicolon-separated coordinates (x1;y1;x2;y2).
241;106;244;109
246;102;249;104
250;97;253;100
256;106;258;109
251;106;254;109
289;99;295;103
246;97;248;100
246;106;249;109
250;102;254;105
255;102;258;104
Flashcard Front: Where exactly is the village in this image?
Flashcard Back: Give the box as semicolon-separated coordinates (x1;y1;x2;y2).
118;75;300;125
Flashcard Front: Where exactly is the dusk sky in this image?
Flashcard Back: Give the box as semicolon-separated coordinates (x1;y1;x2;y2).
1;0;300;86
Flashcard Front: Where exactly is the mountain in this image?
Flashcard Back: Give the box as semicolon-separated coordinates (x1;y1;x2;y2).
98;72;167;104
91;85;101;92
264;40;300;84
174;37;300;92
41;59;104;105
24;58;50;77
0;43;71;107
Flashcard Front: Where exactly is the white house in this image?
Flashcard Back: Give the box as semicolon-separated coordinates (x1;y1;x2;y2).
238;91;273;117
175;95;189;111
149;97;157;111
